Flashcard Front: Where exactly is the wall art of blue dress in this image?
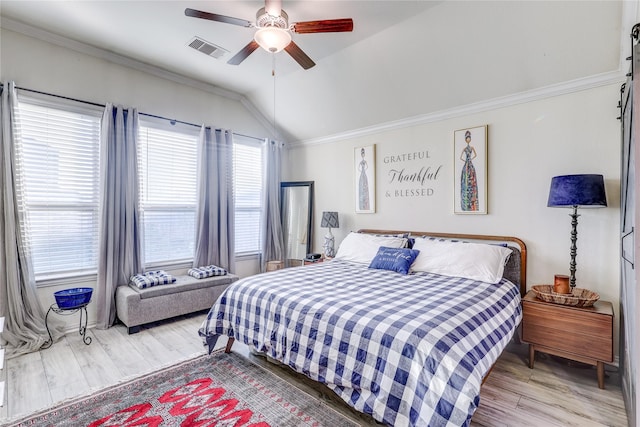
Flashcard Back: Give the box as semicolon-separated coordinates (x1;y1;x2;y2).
460;136;478;211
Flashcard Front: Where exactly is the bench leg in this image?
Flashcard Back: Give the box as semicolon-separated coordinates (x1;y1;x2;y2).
225;337;235;353
128;326;141;334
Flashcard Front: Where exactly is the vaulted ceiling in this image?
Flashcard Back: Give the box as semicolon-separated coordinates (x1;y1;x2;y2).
0;1;629;143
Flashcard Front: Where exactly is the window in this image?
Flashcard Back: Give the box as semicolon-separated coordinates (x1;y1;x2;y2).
138;121;199;267
17;99;102;278
234;136;264;255
138;129;265;262
17;96;265;279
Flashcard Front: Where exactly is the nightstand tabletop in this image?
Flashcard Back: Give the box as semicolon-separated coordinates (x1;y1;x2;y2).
522;290;613;315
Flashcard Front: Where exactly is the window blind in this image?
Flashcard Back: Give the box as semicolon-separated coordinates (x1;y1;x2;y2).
17;97;266;277
17;101;101;277
138;123;198;265
233;136;264;254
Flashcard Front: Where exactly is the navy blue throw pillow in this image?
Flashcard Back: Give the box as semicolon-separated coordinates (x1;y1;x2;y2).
368;246;420;275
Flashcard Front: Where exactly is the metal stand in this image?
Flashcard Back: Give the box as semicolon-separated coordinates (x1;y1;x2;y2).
42;302;92;349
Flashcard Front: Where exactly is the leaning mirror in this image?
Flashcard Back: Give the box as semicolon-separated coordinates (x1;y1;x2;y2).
280;181;314;267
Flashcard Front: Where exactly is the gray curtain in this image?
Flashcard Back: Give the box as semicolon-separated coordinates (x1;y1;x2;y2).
96;104;143;329
260;139;284;272
0;81;57;357
193;126;235;272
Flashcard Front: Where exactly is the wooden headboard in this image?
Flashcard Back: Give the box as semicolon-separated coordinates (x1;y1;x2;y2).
357;229;527;296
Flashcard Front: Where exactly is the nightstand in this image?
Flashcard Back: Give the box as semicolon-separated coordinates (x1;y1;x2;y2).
303;258;324;266
522;290;613;389
266;260;284;271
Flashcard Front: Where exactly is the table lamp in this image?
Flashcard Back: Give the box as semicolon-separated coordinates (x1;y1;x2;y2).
320;211;339;258
547;174;607;290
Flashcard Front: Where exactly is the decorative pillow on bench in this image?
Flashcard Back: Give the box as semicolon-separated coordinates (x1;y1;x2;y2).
188;265;228;279
129;270;176;289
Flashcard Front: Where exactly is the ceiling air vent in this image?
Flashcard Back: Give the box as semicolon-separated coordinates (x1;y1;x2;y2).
188;37;228;59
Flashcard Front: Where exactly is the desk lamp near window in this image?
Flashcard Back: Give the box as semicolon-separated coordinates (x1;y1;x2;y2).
320;211;339;258
547;174;607;290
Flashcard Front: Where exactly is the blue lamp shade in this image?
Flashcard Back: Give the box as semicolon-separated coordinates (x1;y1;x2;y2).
321;211;339;228
547;174;607;208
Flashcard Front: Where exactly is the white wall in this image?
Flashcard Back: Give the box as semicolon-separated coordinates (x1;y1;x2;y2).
1;28;266;331
285;84;622;354
0;28;268;136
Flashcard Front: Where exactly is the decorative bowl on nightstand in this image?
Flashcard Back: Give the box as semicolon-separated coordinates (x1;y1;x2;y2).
531;284;600;307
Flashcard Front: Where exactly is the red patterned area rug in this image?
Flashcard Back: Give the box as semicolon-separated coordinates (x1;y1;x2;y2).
7;350;360;427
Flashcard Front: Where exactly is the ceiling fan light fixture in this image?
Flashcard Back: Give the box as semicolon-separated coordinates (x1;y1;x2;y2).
254;27;291;53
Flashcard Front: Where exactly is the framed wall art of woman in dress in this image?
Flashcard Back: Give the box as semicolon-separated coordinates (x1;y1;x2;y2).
355;145;375;213
454;126;487;214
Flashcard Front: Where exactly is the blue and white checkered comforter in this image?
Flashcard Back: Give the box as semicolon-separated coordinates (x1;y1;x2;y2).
199;259;522;427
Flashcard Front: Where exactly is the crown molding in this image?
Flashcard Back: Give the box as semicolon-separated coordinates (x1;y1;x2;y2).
2;13;630;149
0;18;248;101
289;70;625;148
290;0;636;148
0;16;279;137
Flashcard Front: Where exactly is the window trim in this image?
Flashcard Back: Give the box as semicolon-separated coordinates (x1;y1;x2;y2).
35;272;98;289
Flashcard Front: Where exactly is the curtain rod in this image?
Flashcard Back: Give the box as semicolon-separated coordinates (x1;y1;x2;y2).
17;86;105;108
5;84;265;142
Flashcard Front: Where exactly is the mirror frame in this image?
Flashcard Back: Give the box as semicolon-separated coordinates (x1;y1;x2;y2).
280;181;314;261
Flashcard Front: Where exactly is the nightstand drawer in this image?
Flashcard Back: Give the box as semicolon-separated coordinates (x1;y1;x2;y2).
522;323;612;361
523;302;612;339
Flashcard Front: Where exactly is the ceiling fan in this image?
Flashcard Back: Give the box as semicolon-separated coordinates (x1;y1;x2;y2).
185;0;354;70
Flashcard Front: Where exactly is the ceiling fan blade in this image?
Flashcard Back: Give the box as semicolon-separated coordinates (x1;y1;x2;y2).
185;8;252;28
227;40;260;65
284;41;316;70
292;18;353;34
265;0;282;17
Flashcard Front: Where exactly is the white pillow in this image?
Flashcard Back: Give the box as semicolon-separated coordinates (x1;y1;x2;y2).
334;232;408;264
411;238;512;284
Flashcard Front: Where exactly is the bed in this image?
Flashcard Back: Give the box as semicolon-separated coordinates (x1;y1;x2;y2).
199;230;526;426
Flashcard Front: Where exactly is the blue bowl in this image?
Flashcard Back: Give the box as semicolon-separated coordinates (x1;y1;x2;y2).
54;288;93;309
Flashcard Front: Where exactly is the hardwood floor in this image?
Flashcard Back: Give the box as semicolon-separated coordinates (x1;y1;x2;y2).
472;344;627;427
1;313;628;426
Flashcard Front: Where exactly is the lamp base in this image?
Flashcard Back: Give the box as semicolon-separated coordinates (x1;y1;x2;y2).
323;231;335;258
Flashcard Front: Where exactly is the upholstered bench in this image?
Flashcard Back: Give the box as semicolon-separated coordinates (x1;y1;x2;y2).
115;273;239;334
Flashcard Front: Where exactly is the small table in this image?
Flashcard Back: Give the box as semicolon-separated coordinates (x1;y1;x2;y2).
42;302;92;349
266;260;284;271
521;290;613;389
